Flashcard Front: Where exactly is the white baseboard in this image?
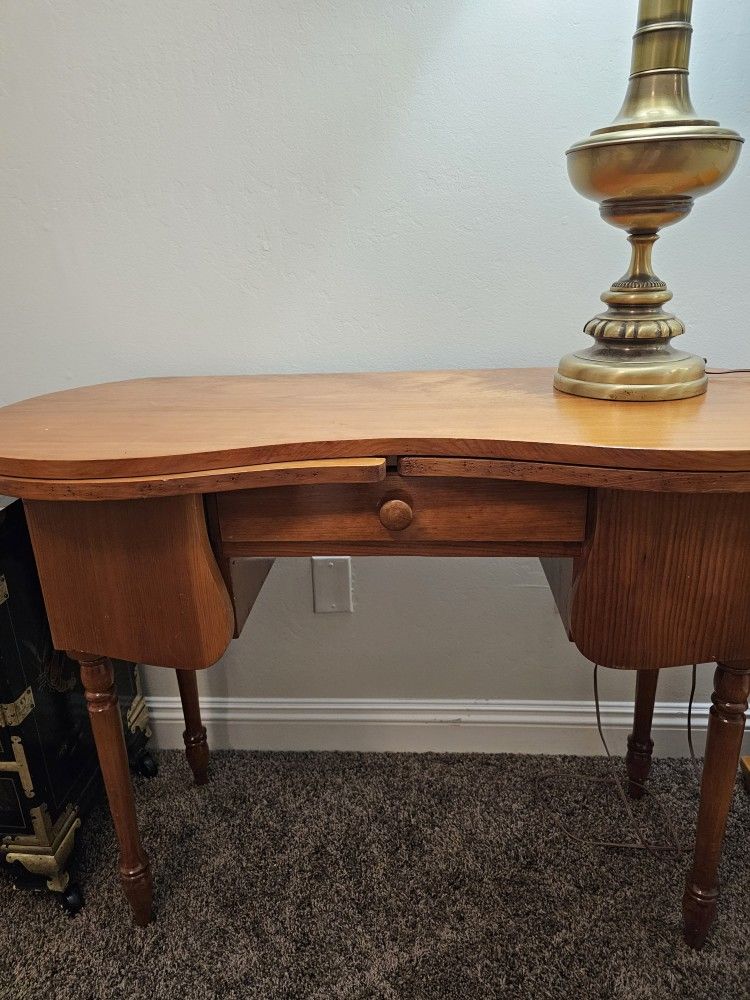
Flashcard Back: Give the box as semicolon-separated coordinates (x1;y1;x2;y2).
145;697;747;756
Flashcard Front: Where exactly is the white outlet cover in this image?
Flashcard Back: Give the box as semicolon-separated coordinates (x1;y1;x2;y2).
311;556;353;613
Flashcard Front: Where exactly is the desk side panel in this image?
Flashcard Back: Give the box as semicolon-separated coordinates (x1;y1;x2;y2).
24;496;234;670
569;490;750;669
540;557;574;639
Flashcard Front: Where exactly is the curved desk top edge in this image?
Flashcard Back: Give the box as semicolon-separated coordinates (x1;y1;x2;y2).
1;368;749;499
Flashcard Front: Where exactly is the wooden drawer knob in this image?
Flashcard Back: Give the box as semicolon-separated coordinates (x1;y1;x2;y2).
379;498;413;531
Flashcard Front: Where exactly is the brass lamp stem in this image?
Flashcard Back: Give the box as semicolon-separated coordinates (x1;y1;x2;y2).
609;0;701;132
586;231;682;344
555;0;742;401
622;234;660;288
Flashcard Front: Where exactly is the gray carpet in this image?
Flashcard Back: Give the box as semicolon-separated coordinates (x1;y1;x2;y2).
2;751;749;1000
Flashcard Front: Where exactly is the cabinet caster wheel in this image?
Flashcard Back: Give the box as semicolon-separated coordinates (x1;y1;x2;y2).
60;882;84;916
134;751;158;779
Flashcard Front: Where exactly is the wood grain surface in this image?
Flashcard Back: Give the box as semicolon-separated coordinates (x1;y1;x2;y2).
569;490;750;669
176;669;210;785
683;662;750;949
0;458;386;502
25;495;234;669
77;654;153;925
399;456;750;493
216;473;588;556
1;371;750;497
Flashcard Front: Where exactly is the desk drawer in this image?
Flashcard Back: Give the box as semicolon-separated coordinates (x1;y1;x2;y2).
216;472;588;556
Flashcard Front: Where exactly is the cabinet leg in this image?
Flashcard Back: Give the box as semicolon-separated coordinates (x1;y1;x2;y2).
176;669;209;786
682;660;750;950
626;669;659;799
75;653;153;926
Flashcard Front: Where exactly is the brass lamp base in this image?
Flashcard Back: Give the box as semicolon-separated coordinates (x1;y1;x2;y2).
554;344;707;401
557;1;742;403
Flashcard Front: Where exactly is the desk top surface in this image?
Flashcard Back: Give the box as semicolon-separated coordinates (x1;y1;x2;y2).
0;368;749;489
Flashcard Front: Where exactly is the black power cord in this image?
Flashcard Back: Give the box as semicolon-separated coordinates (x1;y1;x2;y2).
541;663;702;856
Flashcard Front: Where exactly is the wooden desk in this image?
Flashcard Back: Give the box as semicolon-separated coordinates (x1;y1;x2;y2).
0;367;748;950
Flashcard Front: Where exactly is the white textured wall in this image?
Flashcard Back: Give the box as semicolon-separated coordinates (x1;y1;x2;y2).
2;2;749;749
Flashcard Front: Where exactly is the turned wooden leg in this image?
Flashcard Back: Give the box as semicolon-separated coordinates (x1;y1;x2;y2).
176;669;209;786
75;652;153;926
626;669;659;799
682;660;750;950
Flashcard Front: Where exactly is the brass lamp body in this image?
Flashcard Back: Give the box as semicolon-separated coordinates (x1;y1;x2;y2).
555;0;743;401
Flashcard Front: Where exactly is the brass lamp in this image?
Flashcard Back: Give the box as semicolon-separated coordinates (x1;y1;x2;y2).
555;0;743;400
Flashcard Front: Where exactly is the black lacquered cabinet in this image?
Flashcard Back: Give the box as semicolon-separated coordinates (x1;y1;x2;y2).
0;498;154;912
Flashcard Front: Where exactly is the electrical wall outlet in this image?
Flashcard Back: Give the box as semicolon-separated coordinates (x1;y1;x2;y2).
311;557;353;613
